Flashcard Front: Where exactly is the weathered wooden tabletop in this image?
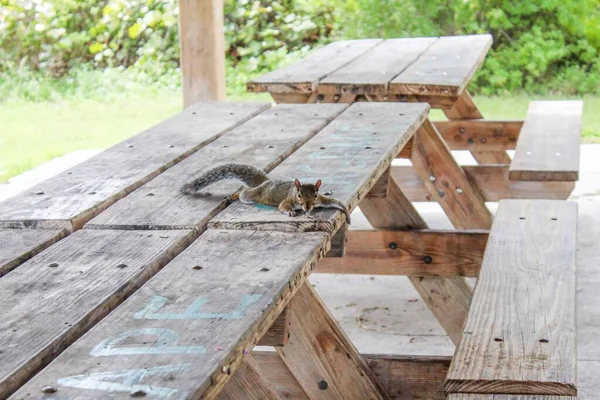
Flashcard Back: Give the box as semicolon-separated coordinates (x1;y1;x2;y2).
247;35;492;104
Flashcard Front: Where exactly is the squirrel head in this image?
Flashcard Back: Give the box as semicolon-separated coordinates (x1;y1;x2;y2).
294;179;322;212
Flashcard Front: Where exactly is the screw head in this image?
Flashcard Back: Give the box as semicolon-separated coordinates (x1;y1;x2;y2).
429;176;436;182
41;386;57;394
424;256;433;264
456;188;463;194
130;389;147;397
48;262;59;268
459;127;465;134
388;242;398;250
318;380;328;390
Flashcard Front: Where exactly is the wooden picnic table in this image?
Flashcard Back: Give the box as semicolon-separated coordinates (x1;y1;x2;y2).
0;100;579;399
248;34;582;190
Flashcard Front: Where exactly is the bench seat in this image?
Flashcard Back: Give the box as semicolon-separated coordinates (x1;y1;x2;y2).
446;199;578;396
509;101;582;182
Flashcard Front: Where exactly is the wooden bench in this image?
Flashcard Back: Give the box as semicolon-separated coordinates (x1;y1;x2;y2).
445;199;578;396
510;101;582;182
0;228;66;277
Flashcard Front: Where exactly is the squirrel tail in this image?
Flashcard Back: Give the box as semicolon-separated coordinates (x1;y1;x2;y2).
180;163;269;195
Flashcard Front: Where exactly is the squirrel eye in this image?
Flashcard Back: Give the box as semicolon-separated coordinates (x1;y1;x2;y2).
314;193;318;199
297;193;301;199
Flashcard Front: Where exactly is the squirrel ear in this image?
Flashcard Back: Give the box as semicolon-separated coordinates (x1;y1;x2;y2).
294;179;301;189
315;179;322;190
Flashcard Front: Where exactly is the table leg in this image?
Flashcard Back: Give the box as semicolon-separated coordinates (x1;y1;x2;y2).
276;282;390;400
219;355;280;400
444;91;512;165
359;177;473;345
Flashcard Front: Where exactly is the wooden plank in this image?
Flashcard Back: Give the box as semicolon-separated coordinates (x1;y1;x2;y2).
0;229;194;399
85;104;348;230
210;102;429;234
276;283;388;400
443;91;512;165
433;120;522;150
255;351;451;400
258;306;290;347
0;228;67;277
11;229;329;400
271;93;311;104
446;200;578;396
317;229;488;277
253;352;310;400
324;222;348;257
318;37;437;95
359;178;472;345
389;34;493;97
509;101;582;181
218;355;280;400
247;39;382;93
0;102;270;231
411;119;493;229
178;0;226;105
366;167;391;198
392;165;575;202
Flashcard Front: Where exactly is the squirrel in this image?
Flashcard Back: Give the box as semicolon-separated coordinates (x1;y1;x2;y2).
180;163;351;224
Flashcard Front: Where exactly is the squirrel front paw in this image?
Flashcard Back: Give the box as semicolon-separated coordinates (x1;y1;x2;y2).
287;211;297;217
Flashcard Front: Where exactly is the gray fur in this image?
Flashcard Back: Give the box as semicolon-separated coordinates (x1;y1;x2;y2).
180;163;269;194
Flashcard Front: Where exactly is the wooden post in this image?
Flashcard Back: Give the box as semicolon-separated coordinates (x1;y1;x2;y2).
178;0;226;106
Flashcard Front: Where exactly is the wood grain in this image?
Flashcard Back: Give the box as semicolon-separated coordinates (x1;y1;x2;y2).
10;229;329;400
255;351;452;400
359;177;473;345
433;120;522;151
0;102;270;231
218;355;280;400
178;0;226;105
0;228;67;277
443;91;512;165
317;229;488;277
210;102;429;233
392;165;575;202
509;101;582;181
253;352;310;400
448;395;576;400
389;35;493;97
0;229;195;399
318;37;436;95
247;39;382;93
258;306;290;347
366;168;391;198
277;283;388;400
411;119;493;230
325;222;348;257
85;104;348;231
446;200;578;396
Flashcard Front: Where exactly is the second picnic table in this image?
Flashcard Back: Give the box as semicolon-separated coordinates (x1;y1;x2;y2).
248;34;582;191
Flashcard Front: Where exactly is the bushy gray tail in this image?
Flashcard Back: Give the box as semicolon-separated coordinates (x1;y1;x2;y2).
180;163;269;195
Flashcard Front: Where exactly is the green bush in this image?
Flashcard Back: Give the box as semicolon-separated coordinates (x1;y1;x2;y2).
1;0;599;98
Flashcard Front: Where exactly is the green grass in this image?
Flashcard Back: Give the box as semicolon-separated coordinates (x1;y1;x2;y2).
1;92;597;183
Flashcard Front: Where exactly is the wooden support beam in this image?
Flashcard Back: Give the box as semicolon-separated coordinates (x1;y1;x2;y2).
255;351;451;400
219;355;280;399
258;306;290;347
446;200;578;396
359;177;473;345
277;283;388;400
178;0;226;106
317;229;488;277
444;91;512;164
448;395;576;400
324;222;348;258
397;137;413;158
366;167;391;198
391;165;575;202
271;93;311;104
411;119;493;229
433;120;522;151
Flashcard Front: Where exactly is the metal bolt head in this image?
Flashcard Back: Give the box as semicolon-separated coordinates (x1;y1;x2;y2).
318;380;328;390
41;386;57;394
480;137;487;143
388;242;398;250
424;256;433;264
456;188;463;194
130;390;146;397
429;176;436;182
459;127;465;134
48;262;59;268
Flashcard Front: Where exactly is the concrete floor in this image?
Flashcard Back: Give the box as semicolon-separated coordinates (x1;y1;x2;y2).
2;145;599;397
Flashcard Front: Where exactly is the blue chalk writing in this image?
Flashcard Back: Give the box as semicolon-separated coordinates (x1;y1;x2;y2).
57;363;192;399
134;294;263;320
90;328;205;356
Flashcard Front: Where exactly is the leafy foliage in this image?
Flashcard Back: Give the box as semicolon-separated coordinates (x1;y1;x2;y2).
0;0;599;98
